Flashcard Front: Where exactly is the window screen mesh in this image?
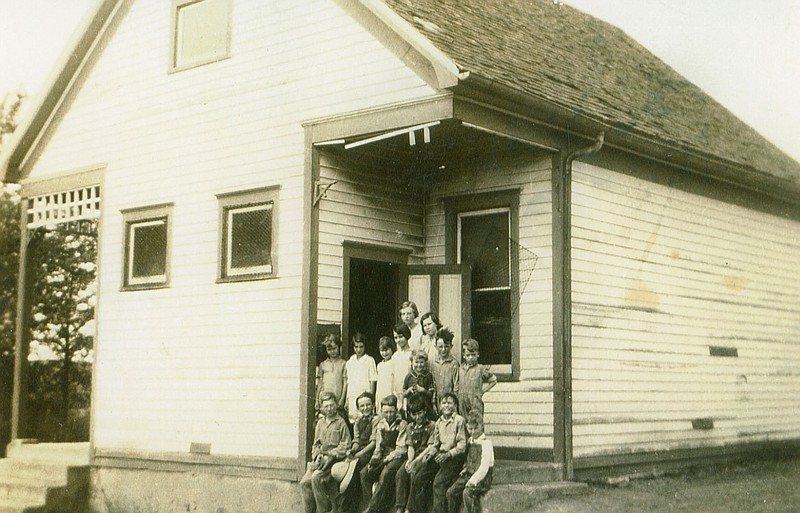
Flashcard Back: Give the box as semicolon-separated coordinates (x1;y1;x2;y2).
229;204;272;271
131;221;167;278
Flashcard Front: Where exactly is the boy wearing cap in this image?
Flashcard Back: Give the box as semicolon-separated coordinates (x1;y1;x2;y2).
300;392;351;513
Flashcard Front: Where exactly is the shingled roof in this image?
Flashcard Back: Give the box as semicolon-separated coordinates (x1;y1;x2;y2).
383;0;800;188
3;0;798;194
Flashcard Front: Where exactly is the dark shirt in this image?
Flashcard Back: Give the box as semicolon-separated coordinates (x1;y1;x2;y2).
353;413;378;450
405;419;435;455
372;416;407;460
404;370;435;418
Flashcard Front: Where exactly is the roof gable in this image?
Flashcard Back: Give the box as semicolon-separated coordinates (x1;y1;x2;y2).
383;0;800;187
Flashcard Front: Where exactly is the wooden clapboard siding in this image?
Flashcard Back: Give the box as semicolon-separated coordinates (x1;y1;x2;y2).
316;151;425;324
571;162;800;458
424;149;554;448
23;0;435;459
483;381;554;449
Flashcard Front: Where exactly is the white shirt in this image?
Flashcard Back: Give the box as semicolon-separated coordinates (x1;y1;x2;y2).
345;354;377;421
392;347;413;405
376;358;395;405
408;323;423;350
468;434;495;486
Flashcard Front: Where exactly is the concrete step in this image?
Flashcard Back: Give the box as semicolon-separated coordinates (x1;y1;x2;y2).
6;441;89;466
482;481;589;513
0;476;51;503
0;460;71;486
0;441;90;513
0;498;48;513
492;460;561;484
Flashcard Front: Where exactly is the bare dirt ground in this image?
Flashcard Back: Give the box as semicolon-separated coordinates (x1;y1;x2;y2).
522;456;800;513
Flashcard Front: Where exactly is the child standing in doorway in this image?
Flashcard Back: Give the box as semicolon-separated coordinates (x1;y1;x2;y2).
392;323;414;414
316;334;347;415
345;332;378;424
376;335;397;407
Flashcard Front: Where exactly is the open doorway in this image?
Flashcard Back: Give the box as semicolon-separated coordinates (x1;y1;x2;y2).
342;243;408;361
346;258;398;361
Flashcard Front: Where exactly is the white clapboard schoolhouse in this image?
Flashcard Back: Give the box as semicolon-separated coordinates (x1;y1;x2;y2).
3;0;800;511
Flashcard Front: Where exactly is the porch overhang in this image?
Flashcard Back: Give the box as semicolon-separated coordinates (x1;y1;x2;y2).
302;92;563;157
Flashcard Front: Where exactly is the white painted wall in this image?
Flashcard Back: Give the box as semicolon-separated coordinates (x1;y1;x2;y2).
24;0;434;458
317;151;425;325
425;150;555;451
571;162;800;457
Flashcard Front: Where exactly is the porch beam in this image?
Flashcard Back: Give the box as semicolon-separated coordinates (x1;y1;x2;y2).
452;97;568;151
20;165;105;198
303;93;454;144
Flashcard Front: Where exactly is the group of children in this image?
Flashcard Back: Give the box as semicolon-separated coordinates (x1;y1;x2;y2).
302;302;497;513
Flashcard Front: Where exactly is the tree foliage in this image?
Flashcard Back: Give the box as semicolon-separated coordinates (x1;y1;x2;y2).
1;90;96;441
27;223;97;441
0;185;20;356
0;91;26;356
0;90;26;152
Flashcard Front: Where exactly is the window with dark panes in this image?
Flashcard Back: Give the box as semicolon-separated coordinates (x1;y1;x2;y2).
458;208;512;365
217;186;279;282
122;204;173;289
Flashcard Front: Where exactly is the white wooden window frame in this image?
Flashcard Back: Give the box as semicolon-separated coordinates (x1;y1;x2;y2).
456;207;513;375
217;186;280;282
121;204;173;290
169;0;232;73
457;207;512;292
445;188;521;380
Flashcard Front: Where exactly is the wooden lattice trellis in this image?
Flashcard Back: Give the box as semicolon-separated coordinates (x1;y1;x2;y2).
26;186;101;229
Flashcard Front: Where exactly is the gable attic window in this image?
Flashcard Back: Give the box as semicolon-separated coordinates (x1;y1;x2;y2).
170;0;232;72
122;204;173;290
217;186;280;282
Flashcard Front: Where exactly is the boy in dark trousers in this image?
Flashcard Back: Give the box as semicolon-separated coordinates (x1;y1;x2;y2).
360;394;407;513
445;411;494;513
394;393;436;513
412;393;467;513
343;392;379;511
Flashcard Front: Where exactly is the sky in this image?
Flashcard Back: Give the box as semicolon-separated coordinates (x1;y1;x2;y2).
1;0;799;162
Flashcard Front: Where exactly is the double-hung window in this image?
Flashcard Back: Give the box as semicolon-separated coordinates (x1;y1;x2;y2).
217;186;279;282
122;204;173;289
170;0;232;72
446;190;520;378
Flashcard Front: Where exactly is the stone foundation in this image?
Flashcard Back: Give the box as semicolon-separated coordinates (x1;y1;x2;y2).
88;467;303;513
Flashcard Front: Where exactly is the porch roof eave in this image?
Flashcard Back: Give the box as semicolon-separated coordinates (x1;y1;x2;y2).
302;92;455;146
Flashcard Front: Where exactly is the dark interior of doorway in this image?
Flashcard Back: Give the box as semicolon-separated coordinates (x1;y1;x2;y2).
347;258;398;362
